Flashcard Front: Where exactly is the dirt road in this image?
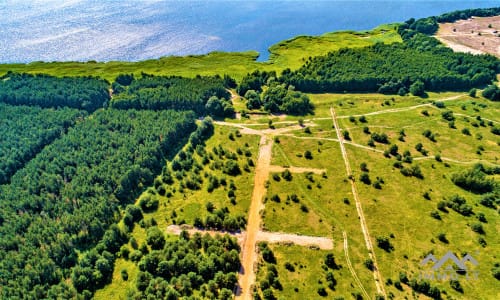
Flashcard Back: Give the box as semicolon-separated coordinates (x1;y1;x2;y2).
236;135;273;300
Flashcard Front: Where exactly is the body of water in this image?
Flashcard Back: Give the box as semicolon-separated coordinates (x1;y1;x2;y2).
0;0;498;63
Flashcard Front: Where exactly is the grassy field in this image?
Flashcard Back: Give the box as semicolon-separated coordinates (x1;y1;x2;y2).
0;25;400;82
254;91;499;299
346;145;500;299
254;244;365;300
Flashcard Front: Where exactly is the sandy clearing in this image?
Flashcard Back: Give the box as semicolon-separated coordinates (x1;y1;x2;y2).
435;36;486;55
268;165;326;175
256;230;333;250
436;16;500;58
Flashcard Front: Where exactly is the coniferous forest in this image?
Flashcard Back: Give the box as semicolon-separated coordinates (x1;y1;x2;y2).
280;33;500;94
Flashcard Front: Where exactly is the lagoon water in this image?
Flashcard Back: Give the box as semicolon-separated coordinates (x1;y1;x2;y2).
0;0;498;63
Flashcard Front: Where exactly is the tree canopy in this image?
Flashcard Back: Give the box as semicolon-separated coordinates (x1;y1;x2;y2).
0;72;110;111
0;109;196;298
111;74;234;117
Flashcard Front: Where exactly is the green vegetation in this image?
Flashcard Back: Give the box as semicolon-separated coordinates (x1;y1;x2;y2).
0;6;499;300
0;103;85;184
126;232;240;299
0;72;110;111
146;121;258;231
281;34;499;94
111;74;233;117
0;109;195;298
237;71;313;115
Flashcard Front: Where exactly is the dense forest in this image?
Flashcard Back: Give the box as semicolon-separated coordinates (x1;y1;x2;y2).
124;231;241;299
279;33;500;94
111;74;235;118
0;72;110;111
0;109;196;298
0;103;86;184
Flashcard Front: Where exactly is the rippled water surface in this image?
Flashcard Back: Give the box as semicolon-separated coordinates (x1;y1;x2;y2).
0;0;498;63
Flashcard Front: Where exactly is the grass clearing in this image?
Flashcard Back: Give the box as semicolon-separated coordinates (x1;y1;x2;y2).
255;244;364;300
157;124;260;227
346;137;500;299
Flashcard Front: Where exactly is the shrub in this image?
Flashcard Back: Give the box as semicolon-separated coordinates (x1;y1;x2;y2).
146;227;165;250
430;210;441;220
441;110;455;121
272;173;281;181
437;233;448;243
223;159;241;175
325;253;338;269
471;222;484;234
376;236;393;252
304;150;313;160
282;169;293;181
451;165;495;194
121;269;129;281
317;287;327;296
389;144;398;156
371;132;389;144
449;280;463;293
410;80;425;96
360;172;371;184
364;259;374;270
492;262;500;280
343;130;351;141
139;195;159;212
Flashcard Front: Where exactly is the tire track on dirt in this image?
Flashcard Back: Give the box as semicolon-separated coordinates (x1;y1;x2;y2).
343;231;370;299
331;106;386;297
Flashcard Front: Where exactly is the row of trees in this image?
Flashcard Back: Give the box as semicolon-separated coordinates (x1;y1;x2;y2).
111;74;234;118
0;103;86;184
279;34;500;94
0;109;196;298
0;72;110;111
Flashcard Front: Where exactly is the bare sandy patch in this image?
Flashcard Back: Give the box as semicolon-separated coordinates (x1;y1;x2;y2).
436;15;500;58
